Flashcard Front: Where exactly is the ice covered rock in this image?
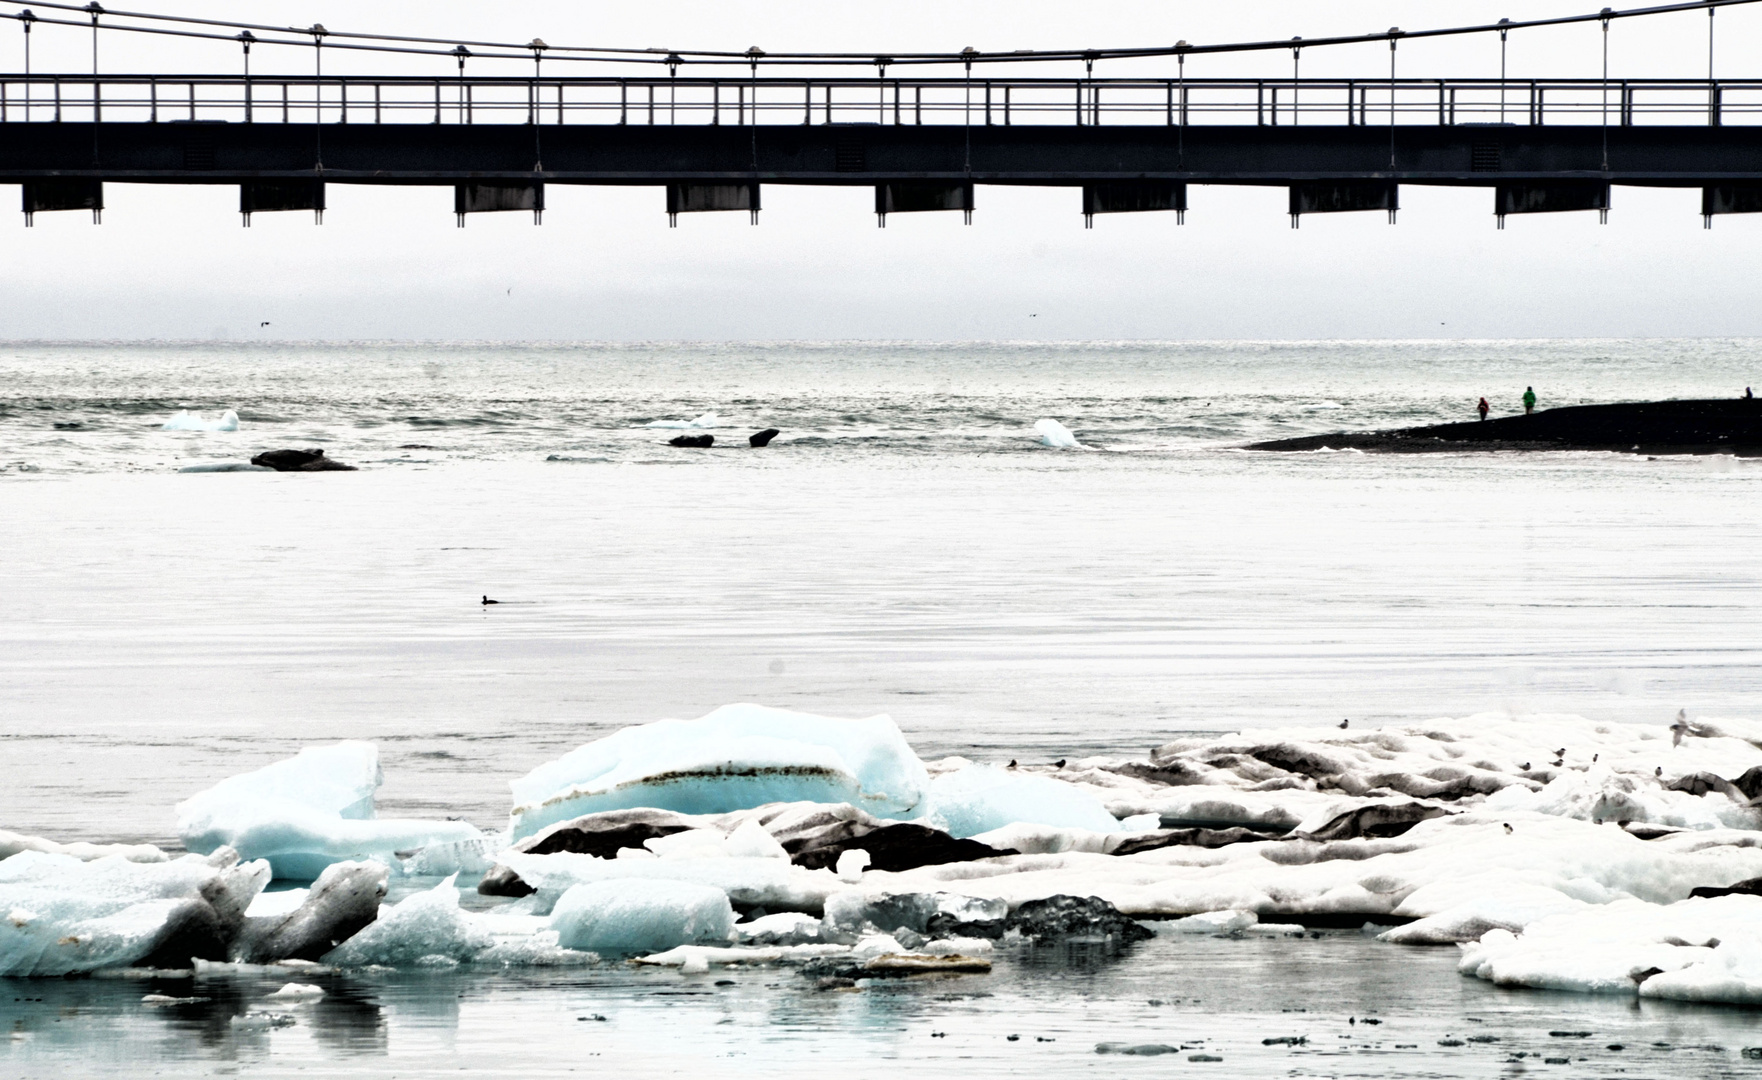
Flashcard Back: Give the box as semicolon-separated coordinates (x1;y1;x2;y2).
477;808;699;897
1005;895;1153;944
921;764;1121;839
507;704;929;840
791;821;1017;872
1294;802;1451;842
323;875;492;968
0;850;269;976
822;890;1008;940
1485;763;1762;831
550;879;735;955
234;860;387;963
0;829;168;864
162;410;239;432
1033;419;1084;449
177;742;481;880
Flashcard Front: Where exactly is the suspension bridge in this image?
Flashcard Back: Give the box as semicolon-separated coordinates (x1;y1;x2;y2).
2;0;1762;227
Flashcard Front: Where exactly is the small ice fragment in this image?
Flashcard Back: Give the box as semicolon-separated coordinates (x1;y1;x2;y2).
230;1011;296;1029
1033;418;1083;448
644;412;719;430
680;953;710;974
162;410;240;432
835;849;870;883
1162;910;1258;935
267;983;324;1001
141;994;209;1007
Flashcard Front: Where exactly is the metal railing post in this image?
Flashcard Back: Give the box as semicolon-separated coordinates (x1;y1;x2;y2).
150;77;157;122
1711;81;1722;126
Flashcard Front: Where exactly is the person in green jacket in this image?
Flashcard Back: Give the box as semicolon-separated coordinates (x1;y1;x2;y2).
1522;386;1537;415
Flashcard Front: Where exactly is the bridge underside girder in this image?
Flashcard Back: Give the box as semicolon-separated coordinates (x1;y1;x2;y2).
3;122;1762;187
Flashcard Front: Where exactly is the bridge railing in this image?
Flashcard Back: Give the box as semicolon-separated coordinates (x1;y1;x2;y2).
0;75;1757;128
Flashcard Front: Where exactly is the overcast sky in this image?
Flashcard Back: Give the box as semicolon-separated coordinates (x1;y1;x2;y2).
3;1;1761;341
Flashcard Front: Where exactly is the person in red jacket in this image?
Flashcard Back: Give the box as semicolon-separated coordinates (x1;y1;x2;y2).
1477;397;1490;421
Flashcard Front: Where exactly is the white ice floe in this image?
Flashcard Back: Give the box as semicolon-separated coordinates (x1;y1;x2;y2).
0;829;168;864
507;704;930;839
736;911;829;946
633;942;850;968
921;764;1121;838
1459;894;1762;1003
500;851;838;916
643;412;719;430
1033;418;1085;448
177;462;273;473
550;879;735;955
161;410;240;432
177;742;482;880
0;850;269;977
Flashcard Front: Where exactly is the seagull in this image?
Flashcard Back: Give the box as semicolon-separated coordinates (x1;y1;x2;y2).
1006;759;1017;769
481;595;500;605
1052;758;1066;769
1519;762;1530;771
1655;766;1663;777
1338;719;1349;729
1670;709;1690;747
1503;823;1514;834
260;321;270;327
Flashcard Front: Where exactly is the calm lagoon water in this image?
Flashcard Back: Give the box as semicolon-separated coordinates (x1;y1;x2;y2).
2;338;1760;1075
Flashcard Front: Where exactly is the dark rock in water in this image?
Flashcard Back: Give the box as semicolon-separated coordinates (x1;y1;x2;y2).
1109;826;1269;857
1298;802;1449;842
791;821;1017;873
1247;398;1762;455
478;808;698;896
139;849;263;969
1006;895;1153;945
235;860;389;963
1688;875;1762;899
250;448;357;472
1096;1043;1180;1055
748;428;781;448
668;434;715;448
1667;772;1745;801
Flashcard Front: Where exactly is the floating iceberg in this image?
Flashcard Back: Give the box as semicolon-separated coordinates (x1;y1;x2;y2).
550;879;735;954
0;850;268;976
1033;418;1084;448
921;764;1121;838
508;704;929;839
644;412;719;430
177;742;482;880
323;875;492;967
1;829;167;864
497;851;837;916
161;410;240;432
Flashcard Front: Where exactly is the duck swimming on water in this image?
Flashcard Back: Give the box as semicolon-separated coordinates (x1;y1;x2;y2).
482;595;499;605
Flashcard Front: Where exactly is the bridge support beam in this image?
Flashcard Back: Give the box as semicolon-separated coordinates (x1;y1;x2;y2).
1082;181;1187;228
241;180;325;227
1289;180;1398;228
1495;181;1609;229
1701;184;1762;228
23;179;103;226
875;181;973;228
454;182;544;227
666;182;760;227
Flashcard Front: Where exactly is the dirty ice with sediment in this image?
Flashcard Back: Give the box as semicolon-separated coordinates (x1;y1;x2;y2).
5;339;1762;1074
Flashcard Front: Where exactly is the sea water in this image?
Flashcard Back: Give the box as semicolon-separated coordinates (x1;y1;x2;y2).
3;338;1760;1074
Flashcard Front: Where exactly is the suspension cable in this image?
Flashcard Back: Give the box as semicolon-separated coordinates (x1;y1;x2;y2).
2;0;1758;70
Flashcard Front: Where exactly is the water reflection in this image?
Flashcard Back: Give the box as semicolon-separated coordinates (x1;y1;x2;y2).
4;934;1760;1078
